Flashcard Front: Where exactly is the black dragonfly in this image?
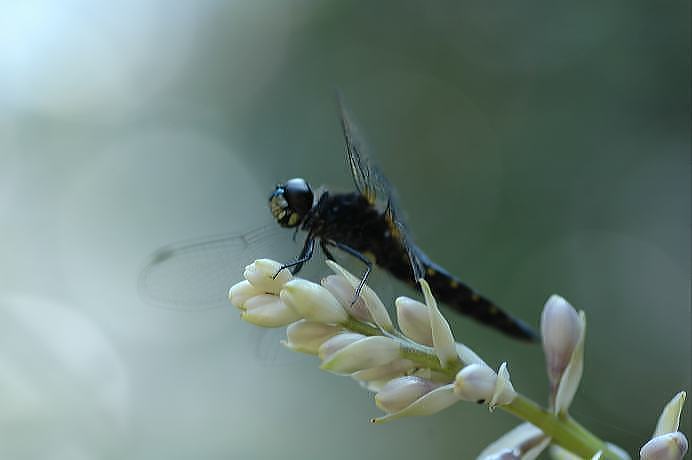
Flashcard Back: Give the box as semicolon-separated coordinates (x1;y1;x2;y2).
140;97;537;342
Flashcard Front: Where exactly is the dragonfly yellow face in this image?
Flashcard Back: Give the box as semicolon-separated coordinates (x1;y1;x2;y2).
269;178;314;228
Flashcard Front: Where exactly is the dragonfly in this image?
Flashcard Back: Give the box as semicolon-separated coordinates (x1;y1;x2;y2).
140;96;537;342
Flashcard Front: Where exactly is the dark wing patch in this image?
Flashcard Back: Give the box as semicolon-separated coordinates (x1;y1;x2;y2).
336;92;425;280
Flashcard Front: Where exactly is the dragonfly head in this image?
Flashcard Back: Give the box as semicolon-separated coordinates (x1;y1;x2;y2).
269;178;314;228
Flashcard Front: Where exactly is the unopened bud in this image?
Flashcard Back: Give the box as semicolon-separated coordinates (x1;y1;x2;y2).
318;332;366;362
375;376;442;413
243;259;292;294
321;275;371;322
454;363;516;406
326;260;393;331
454;364;498;403
371;383;460;423
284;320;342;355
240;294;301;328
228;280;263;310
420;279;458;366
320;336;401;374
352;359;414;383
395;296;433;346
640;432;688;460
280;279;348;324
654;392;686;437
541;294;581;387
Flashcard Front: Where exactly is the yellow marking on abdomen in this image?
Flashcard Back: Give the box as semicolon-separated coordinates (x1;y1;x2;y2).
426;267;436;276
450;280;459;288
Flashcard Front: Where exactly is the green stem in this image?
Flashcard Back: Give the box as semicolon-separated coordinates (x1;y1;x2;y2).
503;395;619;459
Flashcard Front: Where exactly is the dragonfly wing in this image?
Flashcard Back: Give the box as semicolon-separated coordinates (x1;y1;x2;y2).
138;224;298;310
336;93;425;280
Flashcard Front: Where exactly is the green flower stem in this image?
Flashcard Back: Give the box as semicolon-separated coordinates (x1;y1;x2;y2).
503;395;619;459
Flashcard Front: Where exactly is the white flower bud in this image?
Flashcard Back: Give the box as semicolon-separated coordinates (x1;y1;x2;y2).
654;392;686;437
318;332;366;362
554;310;586;415
371;383;459;423
321;274;372;322
375;376;442;413
228;280;263;310
240;294;301;328
395;296;433;346
280;279;348;324
420;279;459;367
352;359;414;383
283;320;342;355
454;363;498;403
454;363;516;407
320;336;401;374
640;432;688;460
243;259;292;294
326;260;393;331
541;294;581;388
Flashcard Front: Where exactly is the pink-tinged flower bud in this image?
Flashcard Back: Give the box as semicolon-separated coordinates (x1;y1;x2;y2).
640;432;688;460
243;259;292;294
375;376;442;413
320;336;401;374
228;280;263;310
326;260;393;331
541;294;581;388
318;332;366;362
321;275;372;322
454;363;497;403
395;296;433;346
240;294;301;328
280;279;348;324
283;320;342;355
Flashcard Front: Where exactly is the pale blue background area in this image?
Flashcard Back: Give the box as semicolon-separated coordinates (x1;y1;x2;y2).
0;2;689;459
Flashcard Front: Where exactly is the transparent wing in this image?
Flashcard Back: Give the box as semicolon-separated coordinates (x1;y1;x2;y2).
138;224;300;311
336;93;425;279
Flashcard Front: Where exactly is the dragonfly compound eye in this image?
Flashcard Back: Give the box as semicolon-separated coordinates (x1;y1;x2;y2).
269;178;313;228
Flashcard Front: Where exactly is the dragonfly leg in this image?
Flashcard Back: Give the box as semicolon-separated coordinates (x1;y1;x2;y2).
319;240;336;262
329;241;372;303
275;236;315;278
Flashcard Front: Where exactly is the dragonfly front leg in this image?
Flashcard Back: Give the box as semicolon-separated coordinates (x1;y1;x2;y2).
275;236;315;278
326;241;373;302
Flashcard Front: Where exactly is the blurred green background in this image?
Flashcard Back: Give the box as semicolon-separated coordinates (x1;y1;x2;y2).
0;1;689;459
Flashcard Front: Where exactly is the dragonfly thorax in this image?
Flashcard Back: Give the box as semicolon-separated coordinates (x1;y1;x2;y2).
269;177;314;228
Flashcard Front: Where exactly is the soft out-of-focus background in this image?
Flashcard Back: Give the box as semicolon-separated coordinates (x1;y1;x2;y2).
1;1;689;459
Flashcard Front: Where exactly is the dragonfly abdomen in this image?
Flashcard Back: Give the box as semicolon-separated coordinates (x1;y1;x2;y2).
421;262;537;342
